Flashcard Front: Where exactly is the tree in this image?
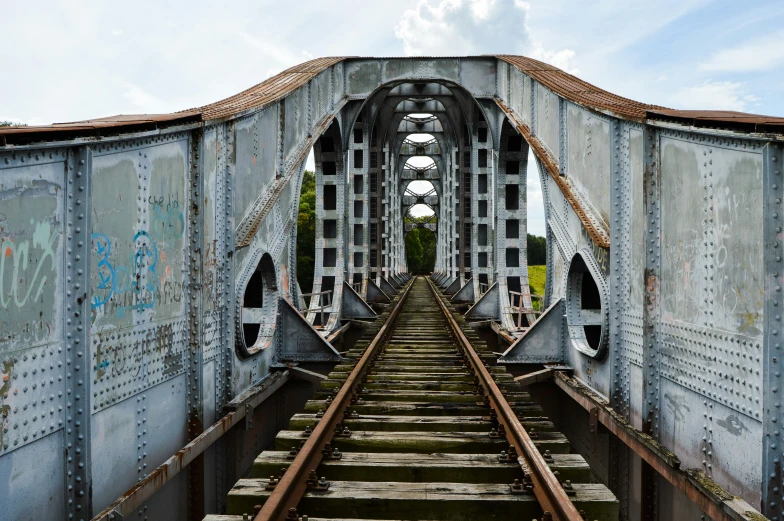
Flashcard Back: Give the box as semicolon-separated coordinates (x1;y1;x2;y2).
0;121;25;127
405;227;436;273
527;234;546;265
296;171;316;294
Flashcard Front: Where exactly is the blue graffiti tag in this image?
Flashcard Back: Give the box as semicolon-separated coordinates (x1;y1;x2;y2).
91;231;159;316
92;233;113;309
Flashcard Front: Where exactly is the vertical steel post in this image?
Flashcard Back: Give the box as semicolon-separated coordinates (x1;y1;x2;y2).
763;142;784;520
641;124;661;521
215;121;236;513
609;119;631;517
187;129;205;521
65;145;93;521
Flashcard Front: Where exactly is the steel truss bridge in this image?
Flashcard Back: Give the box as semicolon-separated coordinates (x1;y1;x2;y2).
0;56;782;521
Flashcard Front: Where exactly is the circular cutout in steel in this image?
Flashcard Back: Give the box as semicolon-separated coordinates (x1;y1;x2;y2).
238;253;278;357
565;250;609;360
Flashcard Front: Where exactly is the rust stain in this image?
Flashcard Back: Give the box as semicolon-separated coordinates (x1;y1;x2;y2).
496;55;664;120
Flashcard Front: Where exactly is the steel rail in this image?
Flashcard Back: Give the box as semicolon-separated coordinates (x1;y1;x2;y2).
425;276;583;521
255;279;414;521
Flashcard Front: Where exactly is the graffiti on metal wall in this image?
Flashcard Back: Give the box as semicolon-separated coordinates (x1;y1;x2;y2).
90;149;188;327
0;179;62;354
92;323;182;380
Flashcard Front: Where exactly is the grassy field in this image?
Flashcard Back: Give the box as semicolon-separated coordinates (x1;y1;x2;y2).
528;265;546;309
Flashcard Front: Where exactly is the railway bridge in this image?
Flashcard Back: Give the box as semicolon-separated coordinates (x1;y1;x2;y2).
0;56;782;521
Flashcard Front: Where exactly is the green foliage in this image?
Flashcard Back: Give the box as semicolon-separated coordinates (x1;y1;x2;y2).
0;121;25;127
405;228;436;273
404;213;436;224
528;265;547;296
528;264;547;311
296;170;316;294
527;234;546;265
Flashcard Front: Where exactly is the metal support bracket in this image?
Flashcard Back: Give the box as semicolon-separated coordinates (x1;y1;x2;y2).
451;277;475;302
465;281;500;320
276;298;343;362
379;276;398;295
444;276;462;295
499;299;566;364
341;281;376;319
366;278;391;303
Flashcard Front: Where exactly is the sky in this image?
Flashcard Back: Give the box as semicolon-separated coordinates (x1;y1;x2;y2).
3;0;783;234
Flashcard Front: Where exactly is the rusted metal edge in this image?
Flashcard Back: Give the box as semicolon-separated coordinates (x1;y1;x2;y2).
425;277;583;521
495;55;664;121
646;109;784;134
326;321;352;344
495;97;611;249
0;112;204;147
196;57;348;122
489;320;518;345
513;367;556;385
288;366;329;384
255;279;414;521
552;371;766;521
91;370;291;521
235;98;348;249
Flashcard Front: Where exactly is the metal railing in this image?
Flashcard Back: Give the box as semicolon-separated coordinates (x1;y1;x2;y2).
301;289;332;326
507;290;543;330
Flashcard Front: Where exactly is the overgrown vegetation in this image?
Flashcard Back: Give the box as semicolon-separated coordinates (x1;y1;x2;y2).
0;121;25;127
527;234;546;265
296;171;316;294
405;227;437;273
528;265;546;296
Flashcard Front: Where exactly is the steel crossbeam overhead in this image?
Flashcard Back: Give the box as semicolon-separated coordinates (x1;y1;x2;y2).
0;55;782;521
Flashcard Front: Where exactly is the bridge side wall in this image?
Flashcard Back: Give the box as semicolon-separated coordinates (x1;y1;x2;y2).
496;59;772;516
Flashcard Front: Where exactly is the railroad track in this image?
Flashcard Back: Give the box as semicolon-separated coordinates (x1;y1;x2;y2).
207;277;618;521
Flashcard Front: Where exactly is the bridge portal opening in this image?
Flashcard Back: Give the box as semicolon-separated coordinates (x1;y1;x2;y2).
406;179;437;201
240;253;278;356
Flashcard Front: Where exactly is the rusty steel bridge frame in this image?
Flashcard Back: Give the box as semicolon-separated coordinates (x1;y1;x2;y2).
0;56;782;521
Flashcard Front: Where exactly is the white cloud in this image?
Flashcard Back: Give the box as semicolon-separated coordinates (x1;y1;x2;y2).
702;32;784;72
112;29;122;36
530;44;579;74
668;80;760;112
119;81;173;114
394;0;579;77
395;0;532;56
